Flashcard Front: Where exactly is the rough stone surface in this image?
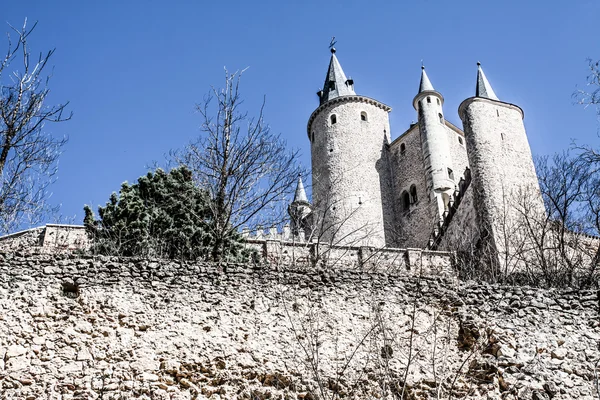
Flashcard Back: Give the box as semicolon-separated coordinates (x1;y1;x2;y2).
309;96;394;247
1;251;599;399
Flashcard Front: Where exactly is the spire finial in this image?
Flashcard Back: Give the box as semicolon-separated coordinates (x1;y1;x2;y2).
477;61;481;66
421;59;424;70
329;36;337;54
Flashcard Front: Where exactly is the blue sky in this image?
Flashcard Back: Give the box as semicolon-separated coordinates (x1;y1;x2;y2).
3;0;600;225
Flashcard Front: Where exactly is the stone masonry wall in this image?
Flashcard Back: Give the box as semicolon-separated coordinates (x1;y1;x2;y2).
389;125;434;248
1;252;600;399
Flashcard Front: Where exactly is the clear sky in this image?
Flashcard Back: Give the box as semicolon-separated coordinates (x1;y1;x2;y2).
2;0;600;226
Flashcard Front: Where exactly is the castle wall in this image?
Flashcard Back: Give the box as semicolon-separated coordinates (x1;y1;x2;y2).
446;122;470;182
389;126;436;248
1;252;599;399
309;97;393;247
438;184;478;250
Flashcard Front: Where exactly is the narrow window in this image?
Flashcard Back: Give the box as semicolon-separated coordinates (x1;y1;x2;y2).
438;113;444;124
501;132;505;140
436;98;440;105
400;143;406;154
497;109;500;117
458;137;463;145
410;185;418;203
360;111;367;121
402;191;410;210
427;97;431;104
330;114;337;125
329;81;336;91
448;168;454;180
311;132;315;143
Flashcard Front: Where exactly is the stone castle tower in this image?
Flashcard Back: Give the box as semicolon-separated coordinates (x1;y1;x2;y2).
291;48;544;257
458;63;544;264
306;47;394;247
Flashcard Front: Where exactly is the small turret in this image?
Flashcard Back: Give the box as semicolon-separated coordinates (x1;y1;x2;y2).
288;175;312;239
413;66;455;216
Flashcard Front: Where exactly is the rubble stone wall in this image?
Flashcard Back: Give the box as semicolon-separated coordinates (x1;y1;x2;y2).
1;252;599;400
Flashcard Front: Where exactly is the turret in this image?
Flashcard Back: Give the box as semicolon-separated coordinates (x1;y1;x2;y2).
458;62;544;266
288;175;312;239
308;47;393;247
413;66;455;216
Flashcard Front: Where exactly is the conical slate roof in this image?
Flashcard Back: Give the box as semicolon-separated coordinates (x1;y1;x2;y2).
418;66;435;93
319;48;355;104
476;62;499;100
292;175;309;204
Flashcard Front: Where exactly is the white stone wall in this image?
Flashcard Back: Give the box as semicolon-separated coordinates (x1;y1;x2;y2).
1;253;599;399
446;122;470;184
309;96;393;247
389;126;435;248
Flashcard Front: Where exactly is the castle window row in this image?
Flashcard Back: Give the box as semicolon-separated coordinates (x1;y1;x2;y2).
329;111;369;126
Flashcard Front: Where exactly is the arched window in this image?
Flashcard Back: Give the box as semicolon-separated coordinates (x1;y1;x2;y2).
448;168;454;180
410;185;418;203
438;113;444;124
427;97;431;104
400;143;406;154
330;114;337;125
436;98;440;105
360;111;368;121
458;136;463;145
402;191;410;211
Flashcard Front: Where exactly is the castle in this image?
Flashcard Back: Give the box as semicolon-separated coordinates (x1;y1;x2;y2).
288;47;545;262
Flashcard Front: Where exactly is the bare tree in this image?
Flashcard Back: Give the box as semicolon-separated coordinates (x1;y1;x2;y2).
0;20;70;233
173;69;304;261
574;58;600;118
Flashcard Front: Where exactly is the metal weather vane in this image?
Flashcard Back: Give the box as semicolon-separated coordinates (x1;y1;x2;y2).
329;37;337;52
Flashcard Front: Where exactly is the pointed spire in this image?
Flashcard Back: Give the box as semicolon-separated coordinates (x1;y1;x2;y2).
476;62;499;100
418;65;435;93
292;175;309;204
319;47;356;104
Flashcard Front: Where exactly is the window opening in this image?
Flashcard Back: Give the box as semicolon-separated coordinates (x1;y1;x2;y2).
329;81;336;91
438;113;444;124
402;191;410;210
400;143;406;154
360;111;367;121
448;168;454;180
436;98;440;105
501;132;505;140
427;97;431;104
458;137;463;145
410;185;418;203
330;114;337;125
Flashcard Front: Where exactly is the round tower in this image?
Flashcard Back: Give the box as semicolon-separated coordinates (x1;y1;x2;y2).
458;63;544;264
307;48;392;247
413;66;455;216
